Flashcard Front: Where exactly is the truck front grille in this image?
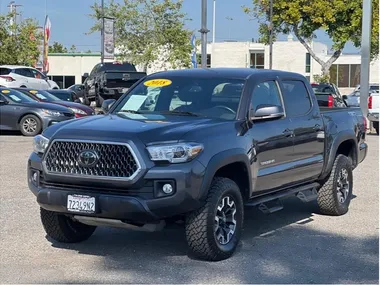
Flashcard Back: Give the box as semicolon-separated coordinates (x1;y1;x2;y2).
43;141;140;179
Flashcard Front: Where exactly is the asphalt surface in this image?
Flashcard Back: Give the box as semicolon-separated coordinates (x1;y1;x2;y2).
0;134;378;283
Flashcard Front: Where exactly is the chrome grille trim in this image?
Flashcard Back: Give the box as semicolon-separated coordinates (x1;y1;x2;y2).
42;139;142;181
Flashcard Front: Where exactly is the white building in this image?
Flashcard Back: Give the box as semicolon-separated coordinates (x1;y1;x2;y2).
47;38;379;95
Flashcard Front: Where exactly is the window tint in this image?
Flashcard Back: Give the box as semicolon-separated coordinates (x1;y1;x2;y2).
15;68;34;78
0;68;11;75
30;69;44;79
250;81;282;111
282;80;312;116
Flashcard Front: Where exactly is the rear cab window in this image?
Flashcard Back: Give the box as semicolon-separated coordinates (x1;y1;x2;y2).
282;80;312;117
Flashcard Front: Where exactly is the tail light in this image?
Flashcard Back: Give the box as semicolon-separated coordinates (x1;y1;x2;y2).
328;95;334;107
368;95;372;109
0;75;15;82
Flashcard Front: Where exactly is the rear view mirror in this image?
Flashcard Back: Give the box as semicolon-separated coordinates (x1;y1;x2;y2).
101;99;116;113
251;104;284;121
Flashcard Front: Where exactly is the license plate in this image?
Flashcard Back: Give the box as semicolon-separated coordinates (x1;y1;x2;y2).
67;194;95;213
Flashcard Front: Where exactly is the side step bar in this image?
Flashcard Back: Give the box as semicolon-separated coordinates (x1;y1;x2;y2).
245;182;320;214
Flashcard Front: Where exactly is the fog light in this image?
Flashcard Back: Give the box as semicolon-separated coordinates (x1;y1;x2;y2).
32;172;38;182
162;184;173;194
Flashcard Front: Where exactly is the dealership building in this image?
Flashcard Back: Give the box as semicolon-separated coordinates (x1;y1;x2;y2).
47;36;379;95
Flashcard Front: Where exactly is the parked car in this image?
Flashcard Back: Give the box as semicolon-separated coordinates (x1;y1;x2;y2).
28;69;367;261
83;62;146;107
354;83;379;93
0;87;74;136
47;89;79;102
67;84;85;102
15;88;95;118
311;83;347;107
0;65;59;89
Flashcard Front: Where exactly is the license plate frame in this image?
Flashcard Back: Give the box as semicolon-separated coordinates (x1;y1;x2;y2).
67;194;96;214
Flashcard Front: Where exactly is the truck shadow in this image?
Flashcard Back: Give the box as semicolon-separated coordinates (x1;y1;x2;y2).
47;196;379;283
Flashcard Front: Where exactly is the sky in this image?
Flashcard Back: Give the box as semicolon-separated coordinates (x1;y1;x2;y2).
0;0;359;53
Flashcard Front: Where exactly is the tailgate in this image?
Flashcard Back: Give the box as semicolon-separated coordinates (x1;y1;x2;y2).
369;93;379;112
104;71;146;89
314;92;331;107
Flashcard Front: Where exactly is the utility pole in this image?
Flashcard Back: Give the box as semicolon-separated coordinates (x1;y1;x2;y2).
7;1;22;35
268;0;273;69
359;0;372;117
212;0;216;44
199;0;209;68
101;0;105;64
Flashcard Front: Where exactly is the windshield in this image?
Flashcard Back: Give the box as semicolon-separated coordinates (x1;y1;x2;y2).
112;76;245;120
28;90;61;102
49;91;72;101
0;89;36;103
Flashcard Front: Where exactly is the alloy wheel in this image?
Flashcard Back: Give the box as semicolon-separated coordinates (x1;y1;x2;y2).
337;168;350;203
22;118;37;134
214;196;237;245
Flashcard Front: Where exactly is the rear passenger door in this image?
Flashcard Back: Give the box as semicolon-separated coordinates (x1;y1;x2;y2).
248;80;295;195
280;79;325;182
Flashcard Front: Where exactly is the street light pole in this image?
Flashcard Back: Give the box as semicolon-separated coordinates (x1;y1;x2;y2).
101;0;105;64
268;0;273;69
359;0;372;117
212;0;216;43
199;0;209;68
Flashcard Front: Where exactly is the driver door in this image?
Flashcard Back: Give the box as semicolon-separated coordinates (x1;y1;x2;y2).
248;80;295;195
30;68;50;90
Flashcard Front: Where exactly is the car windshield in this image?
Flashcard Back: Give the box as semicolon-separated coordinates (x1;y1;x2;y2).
28;90;61;102
112;76;245;120
49;91;72;101
0;89;36;103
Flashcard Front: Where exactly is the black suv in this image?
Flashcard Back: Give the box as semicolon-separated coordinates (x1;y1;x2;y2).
28;69;367;260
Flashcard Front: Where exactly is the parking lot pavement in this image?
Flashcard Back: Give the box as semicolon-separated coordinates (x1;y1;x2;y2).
0;134;378;284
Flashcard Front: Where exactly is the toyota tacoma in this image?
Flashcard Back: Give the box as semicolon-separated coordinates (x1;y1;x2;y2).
28;68;368;261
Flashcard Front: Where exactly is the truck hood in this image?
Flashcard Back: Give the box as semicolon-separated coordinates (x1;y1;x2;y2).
44;113;232;144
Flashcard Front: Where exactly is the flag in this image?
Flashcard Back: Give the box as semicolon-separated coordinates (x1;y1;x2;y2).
190;34;197;68
43;16;51;73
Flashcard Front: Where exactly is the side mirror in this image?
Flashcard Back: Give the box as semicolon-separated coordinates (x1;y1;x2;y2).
83;72;89;78
251;104;284;121
342;95;348;100
0;99;9;105
101;99;116;113
74;99;81;103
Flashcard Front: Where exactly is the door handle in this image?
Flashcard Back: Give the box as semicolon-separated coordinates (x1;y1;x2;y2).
282;128;294;137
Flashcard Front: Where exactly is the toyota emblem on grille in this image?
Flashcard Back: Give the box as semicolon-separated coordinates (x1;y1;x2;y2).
78;150;99;167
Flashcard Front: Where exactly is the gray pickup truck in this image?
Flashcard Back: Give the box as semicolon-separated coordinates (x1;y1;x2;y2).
28;69;367;261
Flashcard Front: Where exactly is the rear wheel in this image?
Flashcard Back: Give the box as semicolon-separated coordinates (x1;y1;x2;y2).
19;114;41;136
185;177;244;261
40;208;96;243
317;154;353;216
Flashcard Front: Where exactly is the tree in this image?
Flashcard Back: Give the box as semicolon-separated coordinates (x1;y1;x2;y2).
69;44;77;53
49;41;68;53
0;14;41;66
243;0;379;77
89;0;193;71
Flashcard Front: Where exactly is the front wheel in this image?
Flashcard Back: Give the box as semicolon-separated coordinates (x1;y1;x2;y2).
19;114;42;136
317;154;353;216
185;177;244;261
40;208;96;243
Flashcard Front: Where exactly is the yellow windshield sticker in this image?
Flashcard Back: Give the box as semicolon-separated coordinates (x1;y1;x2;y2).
1;90;10;94
144;79;172;87
30;90;37;94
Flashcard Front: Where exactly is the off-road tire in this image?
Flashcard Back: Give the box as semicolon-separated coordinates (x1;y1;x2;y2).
185;177;244;261
317;154;353;216
19;114;42;136
40;208;96;243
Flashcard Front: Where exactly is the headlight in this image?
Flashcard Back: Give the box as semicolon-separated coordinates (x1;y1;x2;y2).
33;135;50;154
69;107;87;115
42;109;64;117
146;142;203;163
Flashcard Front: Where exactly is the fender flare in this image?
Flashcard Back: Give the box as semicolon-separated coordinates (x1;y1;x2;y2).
320;129;358;179
198;148;252;201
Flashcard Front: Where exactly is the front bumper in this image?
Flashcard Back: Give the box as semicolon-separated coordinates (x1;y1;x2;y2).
367;112;379;122
28;152;205;222
41;115;75;130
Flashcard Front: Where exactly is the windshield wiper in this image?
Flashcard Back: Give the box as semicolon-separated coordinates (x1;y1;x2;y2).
118;109;143;114
160;110;200;117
